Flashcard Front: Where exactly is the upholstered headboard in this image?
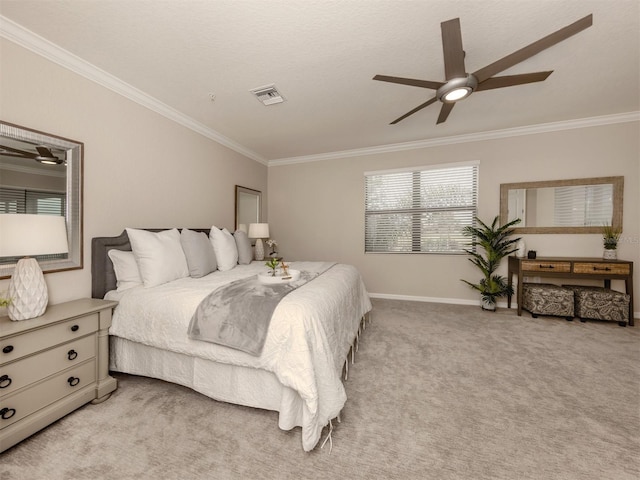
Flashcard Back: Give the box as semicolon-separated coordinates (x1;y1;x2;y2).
91;228;211;299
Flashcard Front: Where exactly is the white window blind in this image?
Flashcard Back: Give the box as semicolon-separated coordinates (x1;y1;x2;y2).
365;162;478;253
0;187;67;264
0;187;65;215
553;184;613;227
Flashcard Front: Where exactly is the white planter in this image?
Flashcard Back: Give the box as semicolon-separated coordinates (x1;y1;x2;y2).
603;249;617;260
481;298;496;311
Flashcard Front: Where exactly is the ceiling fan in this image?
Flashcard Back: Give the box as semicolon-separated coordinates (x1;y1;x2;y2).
373;14;592;125
0;144;64;165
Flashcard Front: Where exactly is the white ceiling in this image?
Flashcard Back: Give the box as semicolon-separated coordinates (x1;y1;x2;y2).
1;0;639;164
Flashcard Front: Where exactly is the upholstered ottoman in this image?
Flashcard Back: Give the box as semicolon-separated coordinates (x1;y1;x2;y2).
522;283;574;320
564;285;630;326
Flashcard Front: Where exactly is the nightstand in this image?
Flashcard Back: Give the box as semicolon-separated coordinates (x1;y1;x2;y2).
0;298;118;452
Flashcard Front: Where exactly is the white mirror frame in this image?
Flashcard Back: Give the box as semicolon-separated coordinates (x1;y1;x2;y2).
235;185;262;232
0;121;83;279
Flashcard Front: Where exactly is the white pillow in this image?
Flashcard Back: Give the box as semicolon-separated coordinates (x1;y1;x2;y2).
126;228;189;287
107;249;142;291
209;226;238;271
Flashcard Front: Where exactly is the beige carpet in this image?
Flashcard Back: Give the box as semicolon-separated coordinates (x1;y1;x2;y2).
2;299;639;480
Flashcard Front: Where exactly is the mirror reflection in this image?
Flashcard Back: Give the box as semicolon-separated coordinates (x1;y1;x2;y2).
0;121;83;278
235;185;262;232
500;177;623;234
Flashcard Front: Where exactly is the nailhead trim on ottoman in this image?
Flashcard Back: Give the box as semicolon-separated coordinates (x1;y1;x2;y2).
522;283;574;319
563;285;630;326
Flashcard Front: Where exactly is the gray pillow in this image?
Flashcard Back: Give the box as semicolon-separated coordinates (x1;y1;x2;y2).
234;229;253;265
180;229;217;277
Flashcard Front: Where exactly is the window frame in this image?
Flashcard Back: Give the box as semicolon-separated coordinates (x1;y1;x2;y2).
364;161;479;254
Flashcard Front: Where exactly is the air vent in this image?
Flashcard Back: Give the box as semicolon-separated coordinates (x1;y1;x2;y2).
249;84;285;106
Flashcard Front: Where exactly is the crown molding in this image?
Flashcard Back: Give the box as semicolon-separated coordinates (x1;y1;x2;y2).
269;111;640;166
0;15;267;166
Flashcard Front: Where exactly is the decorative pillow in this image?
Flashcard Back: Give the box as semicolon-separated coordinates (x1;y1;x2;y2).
180;228;217;278
234;229;253;265
126;228;189;287
107;249;142;291
209;225;238;271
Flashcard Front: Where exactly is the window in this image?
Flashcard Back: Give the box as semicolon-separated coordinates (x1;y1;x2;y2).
365;162;478;254
0;187;66;215
0;187;67;264
553;184;613;227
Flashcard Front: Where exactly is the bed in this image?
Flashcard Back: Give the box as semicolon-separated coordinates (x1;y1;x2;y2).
91;228;372;451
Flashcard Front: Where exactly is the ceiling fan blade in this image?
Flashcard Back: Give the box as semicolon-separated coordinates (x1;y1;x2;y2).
35;146;55;157
0;144;37;158
373;75;444;90
390;96;438;124
476;71;553;91
473;14;592;83
441;18;466;80
436;102;455;124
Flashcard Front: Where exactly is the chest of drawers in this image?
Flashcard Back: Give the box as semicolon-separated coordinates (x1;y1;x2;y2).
507;256;634;325
0;298;117;452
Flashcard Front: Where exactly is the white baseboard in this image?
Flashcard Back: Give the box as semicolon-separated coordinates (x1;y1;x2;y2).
368;292;511;309
368;293;639;319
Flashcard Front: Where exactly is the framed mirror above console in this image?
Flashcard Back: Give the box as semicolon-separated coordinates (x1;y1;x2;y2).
500;176;623;234
0;121;83;279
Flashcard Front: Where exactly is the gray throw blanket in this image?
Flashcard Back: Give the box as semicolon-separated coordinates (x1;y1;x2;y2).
187;263;335;356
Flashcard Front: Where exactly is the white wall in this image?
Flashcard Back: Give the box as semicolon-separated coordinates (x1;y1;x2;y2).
0;39;267;304
268;121;639;316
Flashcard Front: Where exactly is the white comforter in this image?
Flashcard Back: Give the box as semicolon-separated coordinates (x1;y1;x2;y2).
107;261;372;451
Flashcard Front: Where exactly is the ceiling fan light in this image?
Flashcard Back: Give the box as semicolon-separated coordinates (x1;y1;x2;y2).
35;157;63;165
437;74;478;103
443;87;471;102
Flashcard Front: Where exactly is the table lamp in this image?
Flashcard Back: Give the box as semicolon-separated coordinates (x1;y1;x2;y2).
0;214;69;321
248;223;269;261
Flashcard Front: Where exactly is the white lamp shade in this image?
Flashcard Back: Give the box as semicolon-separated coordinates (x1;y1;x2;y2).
0;214;69;257
1;214;69;321
248;223;269;239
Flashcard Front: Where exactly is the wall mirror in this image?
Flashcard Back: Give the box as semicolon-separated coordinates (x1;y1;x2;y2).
0;121;83;279
500;176;623;234
235;185;262;232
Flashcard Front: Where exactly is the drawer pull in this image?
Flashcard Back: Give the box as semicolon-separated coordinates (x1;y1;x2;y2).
67;376;80;387
0;375;11;389
593;266;612;272
2;345;13;354
70;325;80;332
0;407;16;420
539;264;555;269
67;349;78;361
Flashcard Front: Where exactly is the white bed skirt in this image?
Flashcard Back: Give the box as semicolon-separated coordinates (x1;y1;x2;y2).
109;336;308;431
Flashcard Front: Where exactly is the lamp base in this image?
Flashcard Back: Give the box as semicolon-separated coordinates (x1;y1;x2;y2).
254;238;265;261
7;257;48;321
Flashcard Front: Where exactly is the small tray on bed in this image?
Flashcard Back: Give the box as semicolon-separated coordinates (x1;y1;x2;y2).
258;269;300;284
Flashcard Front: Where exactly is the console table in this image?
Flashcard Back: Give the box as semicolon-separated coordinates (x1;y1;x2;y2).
507;256;634;326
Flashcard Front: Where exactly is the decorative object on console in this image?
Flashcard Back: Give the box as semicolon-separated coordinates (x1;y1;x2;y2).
461;216;521;311
527;250;537;259
516;239;526;258
0;214;68;321
602;224;621;260
266;239;278;257
248;223;269;261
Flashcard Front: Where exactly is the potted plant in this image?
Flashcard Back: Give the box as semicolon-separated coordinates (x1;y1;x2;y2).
602;224;621;260
461;216;521;311
265;257;280;277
